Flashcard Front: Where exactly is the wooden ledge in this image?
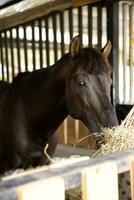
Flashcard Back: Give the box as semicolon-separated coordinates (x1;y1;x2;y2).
0;0;102;31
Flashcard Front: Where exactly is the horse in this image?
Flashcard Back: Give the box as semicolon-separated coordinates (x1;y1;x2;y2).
0;35;118;174
0;74;59;171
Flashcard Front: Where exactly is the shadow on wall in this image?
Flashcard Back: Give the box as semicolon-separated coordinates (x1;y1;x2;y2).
115;104;133;124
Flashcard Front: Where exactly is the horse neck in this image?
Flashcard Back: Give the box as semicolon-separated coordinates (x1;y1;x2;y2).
26;56;70;136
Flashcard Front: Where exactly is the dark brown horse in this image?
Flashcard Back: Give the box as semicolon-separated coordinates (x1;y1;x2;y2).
0;36;118;174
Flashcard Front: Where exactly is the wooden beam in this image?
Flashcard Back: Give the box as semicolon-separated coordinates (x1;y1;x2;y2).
72;0;102;7
0;0;103;32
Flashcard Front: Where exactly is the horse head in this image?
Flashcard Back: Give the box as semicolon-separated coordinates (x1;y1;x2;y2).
66;36;118;134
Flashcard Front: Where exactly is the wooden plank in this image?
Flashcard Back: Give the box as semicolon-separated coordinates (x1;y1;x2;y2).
82;162;119;200
67;116;76;144
17;177;64;200
130;160;134;200
79;121;91;148
129;5;134;103
72;0;102;6
0;0;72;32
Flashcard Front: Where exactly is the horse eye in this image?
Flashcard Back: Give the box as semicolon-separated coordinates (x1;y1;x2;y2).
78;81;86;87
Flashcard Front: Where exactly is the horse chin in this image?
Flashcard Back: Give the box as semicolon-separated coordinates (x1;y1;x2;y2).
87;124;101;135
82;117;101;135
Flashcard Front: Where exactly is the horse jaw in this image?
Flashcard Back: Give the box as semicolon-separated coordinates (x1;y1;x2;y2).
82;107;118;134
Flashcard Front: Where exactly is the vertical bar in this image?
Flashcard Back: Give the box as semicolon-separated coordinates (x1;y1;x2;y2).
0;33;5;80
88;5;92;45
102;7;107;46
107;1;119;105
78;6;83;44
52;14;58;62
75;120;79;141
64;118;68;144
122;4;129;103
16;27;21;73
31;21;36;70
68;8;73;41
9;29;15;79
129;5;134;103
97;3;102;48
23;25;28;71
59;12;65;56
130;160;134;200
45;17;50;67
67;117;76;144
4;31;9;81
38;19;43;68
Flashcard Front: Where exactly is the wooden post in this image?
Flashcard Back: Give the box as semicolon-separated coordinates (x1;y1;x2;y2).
17;177;64;200
130;160;134;200
82;162;119;200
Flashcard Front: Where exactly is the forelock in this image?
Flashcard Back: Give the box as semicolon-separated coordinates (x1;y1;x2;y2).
79;47;111;74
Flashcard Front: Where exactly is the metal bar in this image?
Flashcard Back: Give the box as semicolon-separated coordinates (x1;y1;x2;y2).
31;21;36;70
129;5;134;103
4;31;9;81
23;25;28;71
68;7;73;41
9;29;15;79
106;1;119;105
45;17;50;67
38;19;43;68
122;3;128;103
88;5;92;45
78;6;83;44
16;27;21;73
52;14;58;62
0;33;5;80
59;12;65;56
97;3;102;48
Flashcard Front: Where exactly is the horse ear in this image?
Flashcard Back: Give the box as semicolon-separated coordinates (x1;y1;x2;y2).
101;41;112;58
69;35;81;58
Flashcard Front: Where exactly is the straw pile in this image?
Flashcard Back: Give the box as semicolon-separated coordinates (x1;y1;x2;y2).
93;106;134;157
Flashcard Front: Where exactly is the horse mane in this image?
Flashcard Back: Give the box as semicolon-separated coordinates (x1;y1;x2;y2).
12;47;110;84
13;71;31;82
12;54;70;83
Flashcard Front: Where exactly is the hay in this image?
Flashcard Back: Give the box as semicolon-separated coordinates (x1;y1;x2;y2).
93;106;134;157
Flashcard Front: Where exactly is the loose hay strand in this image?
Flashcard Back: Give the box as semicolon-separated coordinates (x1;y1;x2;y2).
72;133;98;147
